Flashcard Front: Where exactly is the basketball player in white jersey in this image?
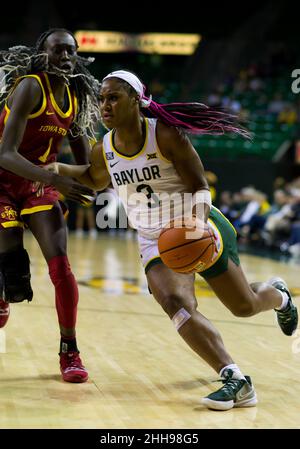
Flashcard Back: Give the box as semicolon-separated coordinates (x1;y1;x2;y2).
48;70;298;410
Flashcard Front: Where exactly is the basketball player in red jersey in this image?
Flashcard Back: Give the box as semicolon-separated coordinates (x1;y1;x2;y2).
49;70;298;408
0;29;100;382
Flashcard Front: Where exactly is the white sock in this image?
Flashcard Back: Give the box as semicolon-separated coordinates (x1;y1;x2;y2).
275;290;289;311
219;364;246;380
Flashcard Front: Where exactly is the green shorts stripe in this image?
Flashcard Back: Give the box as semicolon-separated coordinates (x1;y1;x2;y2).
200;207;240;280
145;257;163;274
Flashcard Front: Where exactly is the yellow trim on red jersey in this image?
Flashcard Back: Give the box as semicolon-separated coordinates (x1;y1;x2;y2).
74;95;78;116
44;73;72;118
20;204;54;215
27;75;47;118
4;74;47;119
4;105;10;125
1;220;24;228
38;137;53;163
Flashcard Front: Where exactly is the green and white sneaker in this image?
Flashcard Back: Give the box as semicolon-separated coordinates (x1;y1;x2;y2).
268;277;298;336
202;369;257;411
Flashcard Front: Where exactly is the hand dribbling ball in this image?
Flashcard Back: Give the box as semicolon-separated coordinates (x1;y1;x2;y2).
158;217;216;273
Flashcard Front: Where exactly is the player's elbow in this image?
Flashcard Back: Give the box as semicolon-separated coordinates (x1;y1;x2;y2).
0;151;16;170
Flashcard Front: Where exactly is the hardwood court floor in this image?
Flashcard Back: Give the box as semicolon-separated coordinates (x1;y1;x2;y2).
1;231;300;429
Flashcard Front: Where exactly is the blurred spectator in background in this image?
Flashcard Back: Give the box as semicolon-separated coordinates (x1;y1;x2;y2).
273;176;287;191
219;191;233;220
75;203;97;239
262;189;294;247
267;93;287;115
229;192;245;223
249;76;265;92
232;187;270;240
149;77;165;97
207;83;226;107
277;105;298;125
205;171;218;203
222;96;242;115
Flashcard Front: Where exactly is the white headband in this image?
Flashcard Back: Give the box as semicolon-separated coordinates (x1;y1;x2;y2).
102;70;152;108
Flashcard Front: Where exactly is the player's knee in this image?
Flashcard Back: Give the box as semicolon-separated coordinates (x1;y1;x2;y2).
157;292;196;318
0;247;33;303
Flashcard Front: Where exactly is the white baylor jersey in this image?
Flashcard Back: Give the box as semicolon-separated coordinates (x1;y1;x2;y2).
102;118;191;239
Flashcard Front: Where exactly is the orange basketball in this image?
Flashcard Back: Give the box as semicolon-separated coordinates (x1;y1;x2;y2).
158;217;216;273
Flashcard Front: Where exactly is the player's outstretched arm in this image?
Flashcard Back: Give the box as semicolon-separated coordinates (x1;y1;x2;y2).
48;141;111;191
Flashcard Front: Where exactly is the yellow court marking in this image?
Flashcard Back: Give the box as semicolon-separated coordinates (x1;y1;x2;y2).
78;275;252;298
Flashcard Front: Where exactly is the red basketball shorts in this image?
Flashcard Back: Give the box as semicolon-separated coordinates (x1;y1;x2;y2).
0;174;60;229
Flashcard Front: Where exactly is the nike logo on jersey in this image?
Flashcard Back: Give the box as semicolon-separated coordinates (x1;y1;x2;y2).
110;161;120;168
46;111;55;115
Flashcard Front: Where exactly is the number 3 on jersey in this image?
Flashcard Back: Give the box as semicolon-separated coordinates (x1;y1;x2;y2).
136;184;161;208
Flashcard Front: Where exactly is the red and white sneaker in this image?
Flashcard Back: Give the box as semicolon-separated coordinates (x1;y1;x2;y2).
60;351;88;383
0;299;10;328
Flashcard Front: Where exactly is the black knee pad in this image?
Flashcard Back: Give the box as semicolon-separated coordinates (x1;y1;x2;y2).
1;248;33;303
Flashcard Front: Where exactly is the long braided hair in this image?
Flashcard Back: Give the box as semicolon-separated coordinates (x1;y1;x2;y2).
0;28;101;139
103;72;251;139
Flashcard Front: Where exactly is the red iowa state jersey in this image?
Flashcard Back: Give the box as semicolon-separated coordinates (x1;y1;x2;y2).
0;72;78;165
